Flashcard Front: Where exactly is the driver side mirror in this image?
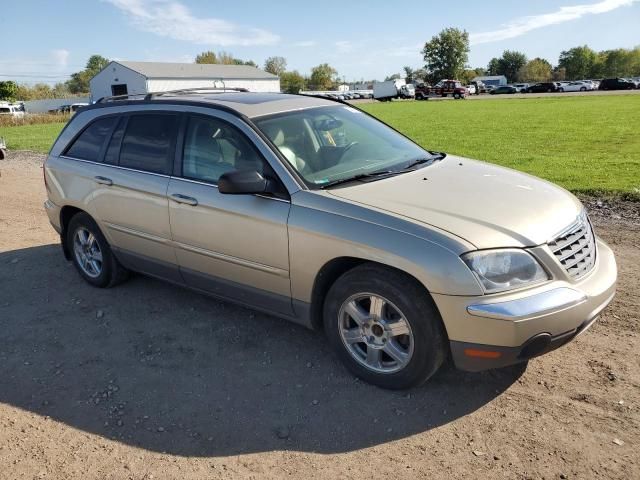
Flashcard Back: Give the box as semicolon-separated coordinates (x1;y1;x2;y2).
218;170;271;195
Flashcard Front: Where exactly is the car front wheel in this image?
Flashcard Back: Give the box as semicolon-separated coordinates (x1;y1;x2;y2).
324;264;447;389
67;212;129;288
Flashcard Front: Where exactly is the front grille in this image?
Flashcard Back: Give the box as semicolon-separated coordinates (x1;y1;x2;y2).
548;213;596;280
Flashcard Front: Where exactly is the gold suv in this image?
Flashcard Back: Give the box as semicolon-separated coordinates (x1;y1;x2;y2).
44;91;617;389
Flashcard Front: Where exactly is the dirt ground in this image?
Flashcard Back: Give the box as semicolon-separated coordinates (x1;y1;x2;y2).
0;151;638;480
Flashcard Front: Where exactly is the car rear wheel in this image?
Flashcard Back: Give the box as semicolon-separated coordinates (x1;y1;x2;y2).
67;212;129;288
323;264;447;389
580;87;586;91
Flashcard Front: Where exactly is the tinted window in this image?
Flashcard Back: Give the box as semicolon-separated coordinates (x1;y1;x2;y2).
119;114;177;174
182;115;266;184
66;116;117;161
103;117;127;165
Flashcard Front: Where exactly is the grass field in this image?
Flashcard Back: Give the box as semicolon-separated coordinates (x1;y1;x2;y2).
360;95;639;198
0;122;66;153
1;95;638;197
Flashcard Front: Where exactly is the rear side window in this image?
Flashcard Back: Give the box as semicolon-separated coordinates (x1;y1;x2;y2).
119;114;178;174
103;117;127;165
65;116;117;161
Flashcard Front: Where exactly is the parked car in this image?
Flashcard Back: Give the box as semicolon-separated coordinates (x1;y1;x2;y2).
512;83;529;93
490;86;517;95
558;81;592;92
0;102;25;117
415;80;467;100
598;78;636;90
485;85;497;93
466;84;477;95
527;82;558;93
44;91;617;389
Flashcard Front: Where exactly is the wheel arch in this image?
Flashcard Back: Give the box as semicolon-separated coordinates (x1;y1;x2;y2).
308;257;443;334
59;205;89;259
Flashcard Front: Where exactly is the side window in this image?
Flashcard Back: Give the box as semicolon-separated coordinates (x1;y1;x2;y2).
182;115;266;184
119;114;178;174
103;116;127;165
65;116;117;161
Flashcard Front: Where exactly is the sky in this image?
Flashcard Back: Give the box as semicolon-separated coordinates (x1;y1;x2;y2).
1;0;639;84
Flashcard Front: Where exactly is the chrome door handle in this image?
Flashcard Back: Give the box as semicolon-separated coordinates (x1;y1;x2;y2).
94;176;113;186
170;193;198;206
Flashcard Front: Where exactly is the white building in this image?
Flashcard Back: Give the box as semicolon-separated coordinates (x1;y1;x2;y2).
472;75;508;87
90;61;280;101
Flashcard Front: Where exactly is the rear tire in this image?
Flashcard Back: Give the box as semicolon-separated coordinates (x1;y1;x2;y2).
323;264;447;389
67;212;129;288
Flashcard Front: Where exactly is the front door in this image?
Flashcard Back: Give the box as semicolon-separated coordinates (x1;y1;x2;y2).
167;113;292;315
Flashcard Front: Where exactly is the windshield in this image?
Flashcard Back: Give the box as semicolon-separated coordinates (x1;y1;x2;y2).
254;105;434;188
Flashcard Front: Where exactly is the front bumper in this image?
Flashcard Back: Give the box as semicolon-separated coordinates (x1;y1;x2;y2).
432;237;617;372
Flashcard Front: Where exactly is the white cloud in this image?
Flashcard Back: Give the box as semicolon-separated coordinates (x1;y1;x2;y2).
51;49;70;68
292;40;316;48
470;0;638;45
334;41;354;53
105;0;280;46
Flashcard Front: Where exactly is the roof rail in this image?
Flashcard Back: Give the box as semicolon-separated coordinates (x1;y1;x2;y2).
95;86;250;104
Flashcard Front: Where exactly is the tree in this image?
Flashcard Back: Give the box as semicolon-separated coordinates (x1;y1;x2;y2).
413;68;428;83
280;70;305;94
518;58;553;82
499;50;528;82
0;81;18;101
309;63;337;90
486;58;500;75
264;56;287;76
384;73;402;81
552;66;567;81
66;54;109;94
403;66;414;84
195;51;257;66
558;45;598;80
421;28;469;83
195;51;217;64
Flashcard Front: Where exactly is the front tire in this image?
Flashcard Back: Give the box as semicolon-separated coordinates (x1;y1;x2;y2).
67;212;129;288
323;264;447;389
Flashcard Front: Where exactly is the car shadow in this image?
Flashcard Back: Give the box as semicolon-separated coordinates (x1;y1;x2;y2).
0;244;525;456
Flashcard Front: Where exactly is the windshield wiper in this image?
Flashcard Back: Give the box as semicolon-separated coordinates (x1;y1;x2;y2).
402;152;446;171
319;170;398;189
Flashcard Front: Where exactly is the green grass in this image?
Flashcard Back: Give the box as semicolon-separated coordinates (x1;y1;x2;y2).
360;95;640;198
1;95;638;197
0;122;65;152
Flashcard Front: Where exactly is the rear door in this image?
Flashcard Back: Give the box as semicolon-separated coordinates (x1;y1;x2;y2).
89;111;181;281
167;112;293;315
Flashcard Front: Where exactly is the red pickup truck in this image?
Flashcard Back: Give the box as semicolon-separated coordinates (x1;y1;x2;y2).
415;80;468;100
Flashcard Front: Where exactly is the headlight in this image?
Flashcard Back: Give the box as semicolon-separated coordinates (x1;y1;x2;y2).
462;249;549;294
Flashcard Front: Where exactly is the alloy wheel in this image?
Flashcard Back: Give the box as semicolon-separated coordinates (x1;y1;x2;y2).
73;227;103;278
338;293;414;374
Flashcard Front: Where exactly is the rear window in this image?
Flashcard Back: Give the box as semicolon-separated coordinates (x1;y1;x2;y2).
119;114;178;174
65;116;117;161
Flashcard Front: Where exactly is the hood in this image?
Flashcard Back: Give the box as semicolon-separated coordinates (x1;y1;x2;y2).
327;156;583;249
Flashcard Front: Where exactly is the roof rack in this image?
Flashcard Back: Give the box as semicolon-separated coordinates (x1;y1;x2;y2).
95;85;249;104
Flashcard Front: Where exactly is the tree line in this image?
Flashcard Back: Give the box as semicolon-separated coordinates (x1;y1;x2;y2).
2;37;639;102
414;28;640;85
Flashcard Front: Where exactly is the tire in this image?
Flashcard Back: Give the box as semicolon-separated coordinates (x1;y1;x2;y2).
453;93;460;99
323;264;447;389
580;87;586;91
66;212;129;288
558;88;564;92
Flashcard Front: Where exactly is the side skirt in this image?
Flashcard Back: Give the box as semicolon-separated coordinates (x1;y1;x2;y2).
111;247;314;329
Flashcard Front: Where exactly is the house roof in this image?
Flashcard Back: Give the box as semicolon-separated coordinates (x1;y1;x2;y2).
113;61;278;80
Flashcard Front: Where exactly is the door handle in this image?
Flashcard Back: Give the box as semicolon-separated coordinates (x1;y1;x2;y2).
170;193;198;206
94;176;113;186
